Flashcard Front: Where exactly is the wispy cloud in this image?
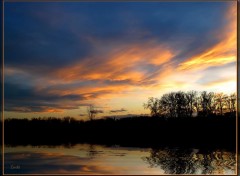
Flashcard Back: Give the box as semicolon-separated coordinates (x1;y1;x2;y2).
178;4;236;71
110;108;127;113
51;41;175;83
90;110;104;114
204;78;235;87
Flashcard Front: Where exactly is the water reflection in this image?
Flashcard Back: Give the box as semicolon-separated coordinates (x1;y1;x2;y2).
5;152;101;174
142;148;236;175
4;144;236;175
5;144;162;174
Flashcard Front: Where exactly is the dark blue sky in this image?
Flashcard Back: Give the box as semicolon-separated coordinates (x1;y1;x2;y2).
5;2;229;69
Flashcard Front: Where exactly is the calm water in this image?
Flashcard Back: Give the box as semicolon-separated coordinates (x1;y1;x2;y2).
4;144;236;175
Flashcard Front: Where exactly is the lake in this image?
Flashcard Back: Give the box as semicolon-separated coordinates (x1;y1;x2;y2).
4;144;236;175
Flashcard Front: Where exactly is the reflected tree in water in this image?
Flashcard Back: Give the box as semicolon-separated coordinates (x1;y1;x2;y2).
86;144;104;159
142;148;236;174
87;144;97;159
143;148;197;174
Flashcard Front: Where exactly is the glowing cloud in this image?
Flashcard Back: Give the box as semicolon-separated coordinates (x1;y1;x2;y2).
52;42;175;83
178;4;236;71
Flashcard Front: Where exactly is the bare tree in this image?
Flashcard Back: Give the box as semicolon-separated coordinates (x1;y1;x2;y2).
215;93;225;116
206;92;215;115
200;91;208;117
230;93;236;112
87;105;95;121
199;91;214;117
144;97;161;117
175;91;187;118
186;91;197;118
194;96;201;116
160;92;178;118
223;94;231;113
87;105;104;120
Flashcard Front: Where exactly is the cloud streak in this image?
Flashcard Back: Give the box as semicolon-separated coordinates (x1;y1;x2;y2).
110;108;127;113
178;4;236;71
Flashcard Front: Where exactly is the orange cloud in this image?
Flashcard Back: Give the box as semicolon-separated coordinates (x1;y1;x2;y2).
52;41;175;83
8;106;64;113
46;84;132;97
44;108;63;113
178;4;236;71
36;41;176;108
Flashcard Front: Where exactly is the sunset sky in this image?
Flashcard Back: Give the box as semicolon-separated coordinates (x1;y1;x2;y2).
4;2;237;120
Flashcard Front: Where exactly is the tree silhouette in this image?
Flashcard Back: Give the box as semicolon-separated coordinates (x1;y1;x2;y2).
144;97;162;117
87;105;104;120
186;91;197;118
87;105;95;121
199;91;214;117
144;90;236;118
175;91;187;118
215;93;225;116
229;93;236;113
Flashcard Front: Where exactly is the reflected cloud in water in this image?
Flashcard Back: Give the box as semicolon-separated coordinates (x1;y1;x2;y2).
5;144;163;174
5;151;123;174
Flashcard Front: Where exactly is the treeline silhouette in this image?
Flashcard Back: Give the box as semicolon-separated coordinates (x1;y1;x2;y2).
5;115;235;150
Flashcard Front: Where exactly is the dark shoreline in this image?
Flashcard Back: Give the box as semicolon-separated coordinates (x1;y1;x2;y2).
4;115;236;151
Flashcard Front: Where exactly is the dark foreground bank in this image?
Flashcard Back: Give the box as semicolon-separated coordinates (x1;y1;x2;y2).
4;115;236;150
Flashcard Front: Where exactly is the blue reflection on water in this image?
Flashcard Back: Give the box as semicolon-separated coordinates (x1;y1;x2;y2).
4;144;236;175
